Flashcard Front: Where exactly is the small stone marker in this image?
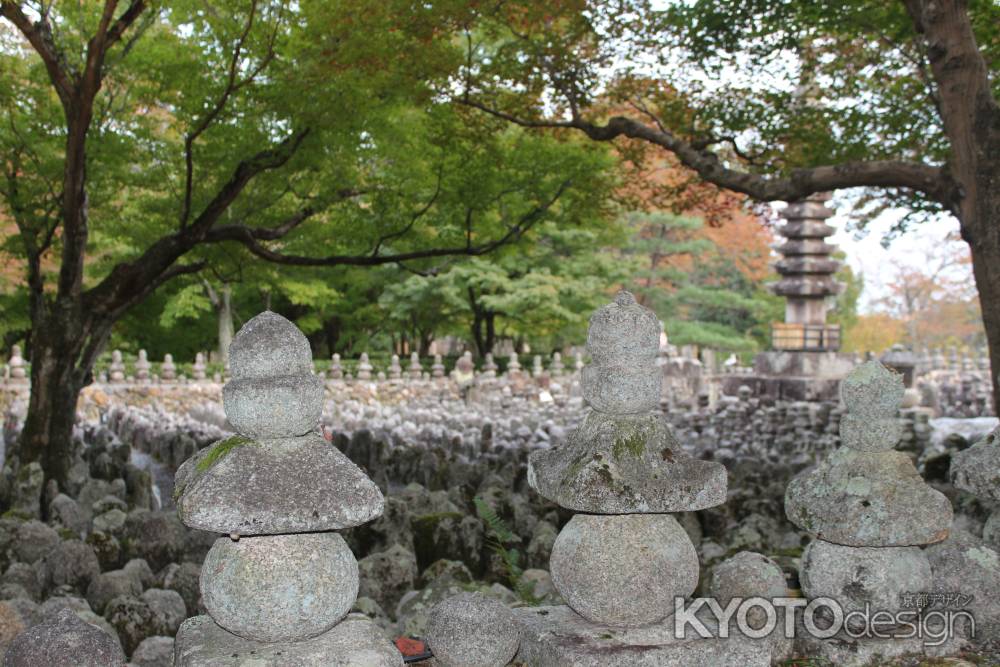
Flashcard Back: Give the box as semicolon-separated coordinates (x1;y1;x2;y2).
160;353;177;382
388;354;402;380
431;354;445;379
135;350;151;382
357;352;373;380
786;361;952;546
329;353;344;380
172;311;400;665
109;350;126;382
191;352;206;381
507;351;521;375
482;352;498;378
408;352;423;379
8;344;27;383
550;351;564;376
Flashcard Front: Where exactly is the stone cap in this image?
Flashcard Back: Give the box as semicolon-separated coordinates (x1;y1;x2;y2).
586;291;660;366
229;311;314;380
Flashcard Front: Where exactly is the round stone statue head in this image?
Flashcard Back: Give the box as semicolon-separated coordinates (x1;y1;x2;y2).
222;311;323;438
586;291;660;366
840;360;904;419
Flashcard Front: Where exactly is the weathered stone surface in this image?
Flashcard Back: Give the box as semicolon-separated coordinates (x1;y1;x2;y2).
221;312;325;438
140;588;186;637
951;426;1000;502
3;608;125;667
86;569;143;615
513;605;772;667
357;544;418;615
925;528;1000;640
175;433;384;534
839;361;904;419
800;539;931;627
130;636;174;667
48;494;88;538
549;514;698;627
10;521;59;565
839;414;902;453
984;510;1000;551
581;364;661;414
581;292;661;414
104;594;155;657
529;411;726;513
426;592;520;667
785;447;951;546
222;374;324;439
173;613;403;666
34;540;101;595
586;291;660;366
791;625;924;667
160;562;201;617
122;511;188;572
228;311;314;380
709;551;787;628
200;532;358;643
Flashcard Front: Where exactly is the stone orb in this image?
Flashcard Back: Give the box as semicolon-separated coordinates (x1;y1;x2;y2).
800;539;931;629
839;414;902;453
426;592;520;667
201;532;358;642
550;513;698;627
222;374;323;438
581;364;661;414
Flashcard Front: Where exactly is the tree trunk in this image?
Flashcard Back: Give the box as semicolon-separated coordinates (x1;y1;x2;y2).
13;311;106;491
217;283;234;365
963;178;1000;414
485;312;497;356
471;309;486;358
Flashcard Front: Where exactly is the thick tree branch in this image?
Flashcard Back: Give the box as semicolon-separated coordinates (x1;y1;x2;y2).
463;98;956;205
83;129;310;318
202;179;572;267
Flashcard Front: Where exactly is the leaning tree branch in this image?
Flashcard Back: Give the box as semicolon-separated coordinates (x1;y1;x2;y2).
82;128;311;319
202;179;572;267
462;98;957;205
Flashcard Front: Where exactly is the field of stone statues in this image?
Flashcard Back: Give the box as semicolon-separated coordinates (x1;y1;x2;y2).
1;307;999;666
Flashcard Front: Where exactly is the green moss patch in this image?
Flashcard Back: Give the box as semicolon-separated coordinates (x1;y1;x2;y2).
196;435;253;473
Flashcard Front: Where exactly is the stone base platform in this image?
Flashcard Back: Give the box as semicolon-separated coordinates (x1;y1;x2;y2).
173;614;403;666
512;605;776;666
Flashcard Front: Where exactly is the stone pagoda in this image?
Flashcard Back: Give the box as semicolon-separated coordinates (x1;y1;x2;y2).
771;192;842;344
725;193;853;401
786;361;953;664
172;312;401;665
514;291;769;664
